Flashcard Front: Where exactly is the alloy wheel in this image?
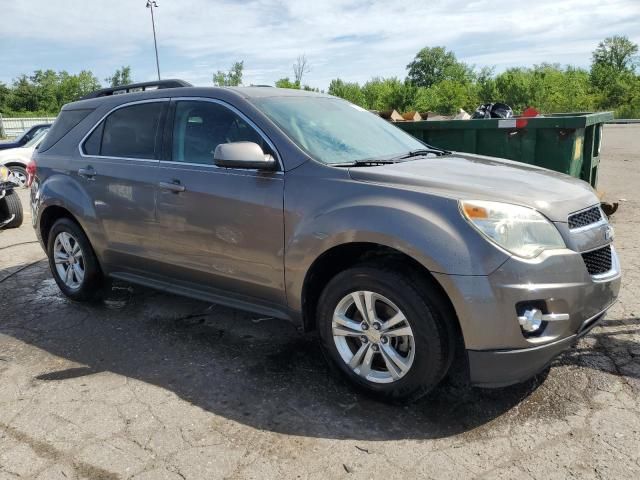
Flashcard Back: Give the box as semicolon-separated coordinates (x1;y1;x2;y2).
332;290;415;383
53;231;85;290
9;168;27;187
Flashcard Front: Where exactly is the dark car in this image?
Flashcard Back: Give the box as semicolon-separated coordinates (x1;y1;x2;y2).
0;123;52;151
29;80;620;402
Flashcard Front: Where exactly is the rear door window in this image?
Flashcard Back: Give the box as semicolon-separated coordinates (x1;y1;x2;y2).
83;102;165;159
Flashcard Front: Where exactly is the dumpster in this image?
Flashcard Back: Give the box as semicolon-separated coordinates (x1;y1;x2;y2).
396;112;613;188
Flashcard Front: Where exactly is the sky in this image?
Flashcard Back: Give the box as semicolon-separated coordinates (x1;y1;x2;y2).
1;0;639;90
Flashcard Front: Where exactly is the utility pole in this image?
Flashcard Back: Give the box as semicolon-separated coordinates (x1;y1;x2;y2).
146;1;161;80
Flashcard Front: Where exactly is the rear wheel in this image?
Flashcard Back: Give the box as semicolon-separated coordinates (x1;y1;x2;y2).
317;264;453;403
47;218;103;301
0;189;23;229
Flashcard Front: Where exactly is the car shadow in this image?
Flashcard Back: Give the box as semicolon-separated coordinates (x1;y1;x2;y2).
558;318;640;380
1;260;555;441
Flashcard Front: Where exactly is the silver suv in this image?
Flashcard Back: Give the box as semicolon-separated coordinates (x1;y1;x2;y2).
30;80;621;402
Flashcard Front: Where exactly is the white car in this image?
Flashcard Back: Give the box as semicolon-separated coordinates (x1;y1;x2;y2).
0;128;49;187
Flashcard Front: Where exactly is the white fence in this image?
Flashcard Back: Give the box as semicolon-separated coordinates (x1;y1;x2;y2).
0;115;57;139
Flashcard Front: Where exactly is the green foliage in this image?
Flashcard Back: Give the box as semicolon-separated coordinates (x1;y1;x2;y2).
0;70;101;116
274;77;319;92
326;37;640;118
414;80;479;115
213;61;244;86
275;77;298;89
490;64;595;113
592;36;638;73
105;66;132;87
361;77;417;112
327;79;366;106
406;46;473;88
589;36;640;117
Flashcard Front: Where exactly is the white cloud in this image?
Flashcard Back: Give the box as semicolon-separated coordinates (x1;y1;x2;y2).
0;0;639;88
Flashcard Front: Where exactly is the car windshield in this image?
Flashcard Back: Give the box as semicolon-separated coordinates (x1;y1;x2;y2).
252;96;426;165
24;128;49;148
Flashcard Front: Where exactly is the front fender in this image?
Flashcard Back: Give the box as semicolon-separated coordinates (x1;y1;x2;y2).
284;175;509;312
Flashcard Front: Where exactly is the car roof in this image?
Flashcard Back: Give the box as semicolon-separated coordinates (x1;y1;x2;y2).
64;85;331;111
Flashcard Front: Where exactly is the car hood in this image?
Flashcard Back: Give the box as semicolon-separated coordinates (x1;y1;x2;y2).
348;152;599;223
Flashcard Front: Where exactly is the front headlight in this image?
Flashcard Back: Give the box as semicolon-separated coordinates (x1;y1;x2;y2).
0;166;9;182
460;200;565;259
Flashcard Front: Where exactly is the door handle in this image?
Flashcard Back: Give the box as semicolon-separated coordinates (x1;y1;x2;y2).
159;181;186;193
78;167;96;180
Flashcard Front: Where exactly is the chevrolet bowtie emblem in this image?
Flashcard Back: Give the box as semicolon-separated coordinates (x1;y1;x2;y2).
604;225;614;241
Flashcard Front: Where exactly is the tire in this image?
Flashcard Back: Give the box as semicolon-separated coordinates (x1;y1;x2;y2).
8;165;28;188
47;218;104;302
1;190;23;229
317;263;454;403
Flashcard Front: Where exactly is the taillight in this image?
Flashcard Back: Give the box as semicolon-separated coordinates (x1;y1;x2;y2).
26;159;37;187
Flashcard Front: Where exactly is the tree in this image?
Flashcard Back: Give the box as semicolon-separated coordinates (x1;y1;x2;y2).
105;66;133;87
8;75;39;112
590;36;640;116
327;79;365;106
59;70;101;104
0;82;10;114
414;80;479;115
476;66;497;103
406;46;472;88
293;54;311;84
592;36;639;73
361;77;417;111
213;61;244;86
275;77;299;89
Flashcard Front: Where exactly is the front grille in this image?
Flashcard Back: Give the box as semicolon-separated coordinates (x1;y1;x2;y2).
582;245;612;275
568;206;603;229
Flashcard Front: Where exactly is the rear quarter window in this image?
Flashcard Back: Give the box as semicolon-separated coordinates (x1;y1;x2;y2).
38;109;93;152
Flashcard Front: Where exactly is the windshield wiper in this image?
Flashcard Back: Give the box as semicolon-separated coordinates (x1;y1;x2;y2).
392;148;451;160
331;158;399;167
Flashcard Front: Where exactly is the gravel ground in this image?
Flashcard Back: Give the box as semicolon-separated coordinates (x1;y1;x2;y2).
0;125;638;479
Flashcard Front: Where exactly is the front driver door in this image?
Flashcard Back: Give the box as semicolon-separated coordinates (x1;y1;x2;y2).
155;98;285;307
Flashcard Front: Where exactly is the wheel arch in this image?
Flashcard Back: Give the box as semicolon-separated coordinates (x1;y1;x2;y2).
300;242;460;337
36;174;105;254
39;205;82;248
4;160;27;168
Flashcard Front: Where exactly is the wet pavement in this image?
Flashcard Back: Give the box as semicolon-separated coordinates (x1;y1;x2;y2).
0;125;639;479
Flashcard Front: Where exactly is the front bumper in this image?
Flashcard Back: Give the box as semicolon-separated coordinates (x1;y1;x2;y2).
467;308;607;387
433;243;621;387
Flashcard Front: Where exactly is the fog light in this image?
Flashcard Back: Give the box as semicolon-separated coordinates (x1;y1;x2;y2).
518;309;543;333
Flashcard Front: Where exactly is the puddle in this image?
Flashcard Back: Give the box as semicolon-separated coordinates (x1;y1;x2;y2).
25;278;69;305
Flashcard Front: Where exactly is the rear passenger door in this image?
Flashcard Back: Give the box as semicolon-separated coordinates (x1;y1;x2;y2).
79;99;167;271
155;98;285;306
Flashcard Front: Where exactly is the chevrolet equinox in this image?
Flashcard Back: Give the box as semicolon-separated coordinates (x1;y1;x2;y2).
30;80;621;402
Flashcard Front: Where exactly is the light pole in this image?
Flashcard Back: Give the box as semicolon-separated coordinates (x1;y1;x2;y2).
146;0;161;80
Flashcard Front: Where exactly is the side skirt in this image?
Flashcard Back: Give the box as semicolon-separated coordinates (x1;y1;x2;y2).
109;271;295;322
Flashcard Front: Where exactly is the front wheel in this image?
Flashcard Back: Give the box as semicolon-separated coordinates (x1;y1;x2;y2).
47;218;104;301
8;166;28;188
317;264;454;403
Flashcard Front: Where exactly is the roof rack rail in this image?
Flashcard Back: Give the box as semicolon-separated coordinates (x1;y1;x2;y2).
80;79;192;100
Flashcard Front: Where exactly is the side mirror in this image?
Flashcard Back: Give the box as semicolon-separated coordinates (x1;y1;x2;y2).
214;142;276;170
